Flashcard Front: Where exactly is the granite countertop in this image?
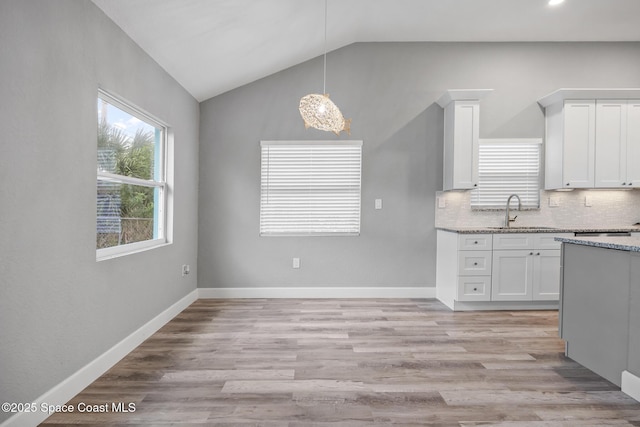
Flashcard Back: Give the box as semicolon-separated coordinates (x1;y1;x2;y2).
555;235;640;252
436;226;640;234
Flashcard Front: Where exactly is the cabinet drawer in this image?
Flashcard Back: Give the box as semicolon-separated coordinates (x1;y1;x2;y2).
493;233;534;250
458;251;492;275
534;233;572;250
457;276;491;301
458;234;492;250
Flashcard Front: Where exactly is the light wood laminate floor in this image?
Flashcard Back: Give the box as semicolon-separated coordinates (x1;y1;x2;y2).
42;299;640;426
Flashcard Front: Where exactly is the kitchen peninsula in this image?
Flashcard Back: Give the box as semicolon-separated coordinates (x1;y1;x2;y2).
557;234;640;402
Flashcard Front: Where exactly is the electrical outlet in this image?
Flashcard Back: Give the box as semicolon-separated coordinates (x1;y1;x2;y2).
438;197;446;208
292;258;300;269
548;197;559;207
182;264;190;276
375;199;383;210
584;196;593;207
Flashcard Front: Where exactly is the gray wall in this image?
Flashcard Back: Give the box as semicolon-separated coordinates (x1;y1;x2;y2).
198;41;640;289
0;0;199;420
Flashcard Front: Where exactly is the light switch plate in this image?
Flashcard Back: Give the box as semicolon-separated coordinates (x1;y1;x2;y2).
549;197;559;207
292;258;300;269
438;197;446;208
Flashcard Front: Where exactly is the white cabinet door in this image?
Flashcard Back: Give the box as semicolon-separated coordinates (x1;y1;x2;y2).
595;101;627;187
532;249;561;300
627;102;640;188
443;101;479;190
563;100;596;188
491;250;534;301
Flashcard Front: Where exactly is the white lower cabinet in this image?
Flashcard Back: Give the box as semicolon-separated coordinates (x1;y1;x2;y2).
436;230;572;310
436;231;492;306
533;250;563;300
491;250;534;301
491;234;570;301
456;235;492;302
491;249;562;301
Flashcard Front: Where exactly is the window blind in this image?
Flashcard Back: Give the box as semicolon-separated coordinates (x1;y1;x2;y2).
260;140;362;236
470;139;541;209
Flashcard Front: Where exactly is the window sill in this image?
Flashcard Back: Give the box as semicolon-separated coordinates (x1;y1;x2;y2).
96;239;171;261
260;232;360;237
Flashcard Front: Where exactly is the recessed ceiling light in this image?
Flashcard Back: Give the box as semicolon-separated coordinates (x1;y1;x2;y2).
549;0;565;5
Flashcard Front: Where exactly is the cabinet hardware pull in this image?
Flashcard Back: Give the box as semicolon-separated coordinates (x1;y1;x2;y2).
529;252;534;255
623;182;627;185
536;252;541;255
474;241;478;244
473;262;478;266
566;183;570;186
473;288;478;291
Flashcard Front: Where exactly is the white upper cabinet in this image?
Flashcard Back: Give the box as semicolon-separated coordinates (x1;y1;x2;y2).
542;99;596;189
595;100;627;187
445;101;479;190
563;100;596;188
593;100;640;188
437;89;492;191
538;89;640;189
625;102;640;187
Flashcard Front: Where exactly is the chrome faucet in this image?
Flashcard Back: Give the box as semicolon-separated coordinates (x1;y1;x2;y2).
504;194;522;228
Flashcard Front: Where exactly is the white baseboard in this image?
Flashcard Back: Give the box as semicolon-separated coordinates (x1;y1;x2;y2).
198;286;435;299
450;300;559;311
622;370;640;403
1;290;198;427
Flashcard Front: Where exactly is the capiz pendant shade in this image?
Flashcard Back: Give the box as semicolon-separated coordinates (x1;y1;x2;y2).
299;93;351;136
299;0;351;135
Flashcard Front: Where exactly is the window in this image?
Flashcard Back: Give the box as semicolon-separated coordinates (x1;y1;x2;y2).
96;90;168;259
260;140;362;236
470;138;541;209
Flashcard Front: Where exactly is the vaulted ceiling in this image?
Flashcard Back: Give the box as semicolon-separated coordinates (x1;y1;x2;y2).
91;0;640;102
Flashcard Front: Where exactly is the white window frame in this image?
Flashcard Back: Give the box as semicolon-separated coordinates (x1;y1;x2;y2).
260;140;362;236
470;138;541;209
96;89;170;260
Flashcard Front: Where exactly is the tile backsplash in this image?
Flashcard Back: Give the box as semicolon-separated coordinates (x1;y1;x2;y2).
435;190;640;229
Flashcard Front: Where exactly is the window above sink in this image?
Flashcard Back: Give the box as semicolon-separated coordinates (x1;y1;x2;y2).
471;139;542;210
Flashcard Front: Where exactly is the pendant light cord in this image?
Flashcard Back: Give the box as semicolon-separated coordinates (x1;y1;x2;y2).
323;0;327;95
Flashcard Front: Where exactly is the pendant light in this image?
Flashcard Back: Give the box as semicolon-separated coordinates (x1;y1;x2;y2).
299;0;351;136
